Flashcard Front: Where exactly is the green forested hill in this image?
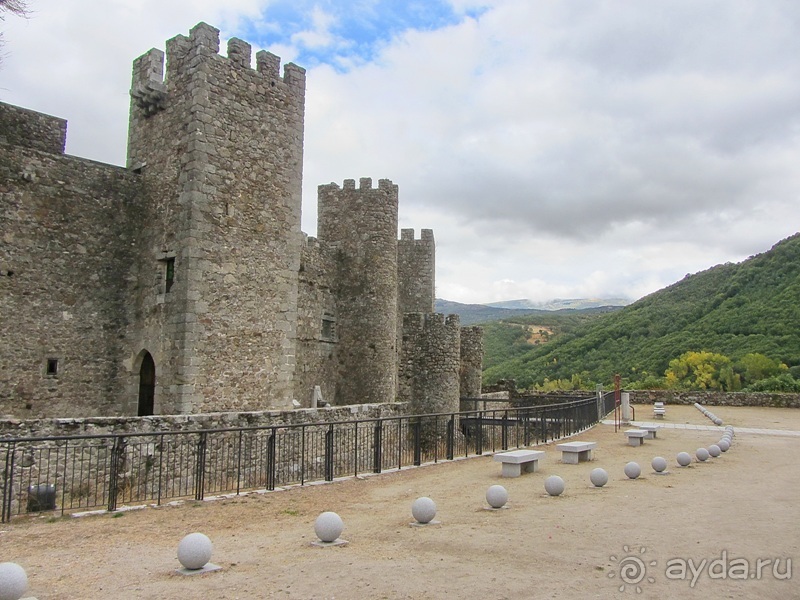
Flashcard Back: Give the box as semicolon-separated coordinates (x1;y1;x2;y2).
483;233;800;390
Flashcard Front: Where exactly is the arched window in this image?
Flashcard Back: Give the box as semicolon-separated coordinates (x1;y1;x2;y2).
138;352;155;416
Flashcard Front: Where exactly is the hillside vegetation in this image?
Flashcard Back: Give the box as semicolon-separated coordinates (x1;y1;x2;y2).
483;233;800;392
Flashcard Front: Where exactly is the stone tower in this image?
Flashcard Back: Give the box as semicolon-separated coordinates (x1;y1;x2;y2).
397;228;435;314
125;23;306;413
317;178;399;405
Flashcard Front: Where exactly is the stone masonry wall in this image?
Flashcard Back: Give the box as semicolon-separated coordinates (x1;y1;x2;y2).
126;23;306;413
516;390;800;408
0;402;409;438
0;103;67;154
0;134;144;418
399;313;461;414
459;326;484;398
294;236;339;405
397;228;435;314
629;390;800;408
317;178;399;405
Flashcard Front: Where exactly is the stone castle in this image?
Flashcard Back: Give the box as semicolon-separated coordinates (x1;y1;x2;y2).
0;22;482;419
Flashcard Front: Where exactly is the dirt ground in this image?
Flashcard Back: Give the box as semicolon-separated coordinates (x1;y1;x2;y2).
1;404;798;600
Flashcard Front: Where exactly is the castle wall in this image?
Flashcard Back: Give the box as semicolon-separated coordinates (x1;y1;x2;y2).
317;178;399;405
0;125;144;418
459;326;484;398
398;313;461;414
125;23;306;413
0;104;67;154
397;228;435;314
294;236;339;405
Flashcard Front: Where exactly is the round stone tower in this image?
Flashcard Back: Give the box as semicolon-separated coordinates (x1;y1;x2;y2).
317;178;399;405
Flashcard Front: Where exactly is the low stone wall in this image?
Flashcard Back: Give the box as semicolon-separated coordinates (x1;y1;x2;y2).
627;390;800;408
0;402;410;439
515;390;800;409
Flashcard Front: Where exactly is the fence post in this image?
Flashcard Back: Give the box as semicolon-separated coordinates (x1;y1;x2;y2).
1;441;16;523
194;432;207;501
373;420;383;473
446;416;454;460
236;430;243;496
108;436;126;512
475;412;484;455
501;412;509;451
412;419;422;466
324;424;334;481
266;431;276;490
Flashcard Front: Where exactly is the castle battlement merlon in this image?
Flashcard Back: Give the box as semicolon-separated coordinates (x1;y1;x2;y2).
399;228;435;242
131;22;305;117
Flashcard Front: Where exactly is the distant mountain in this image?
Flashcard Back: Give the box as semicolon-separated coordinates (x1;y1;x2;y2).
434;299;543;326
483;233;800;389
434;298;622;326
487;298;631;311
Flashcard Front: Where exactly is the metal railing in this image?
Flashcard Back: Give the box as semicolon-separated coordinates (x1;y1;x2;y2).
1;394;614;522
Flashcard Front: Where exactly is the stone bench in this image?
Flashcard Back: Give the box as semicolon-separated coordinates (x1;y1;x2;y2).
638;424;661;439
493;449;546;477
625;429;647;446
653;402;666;418
556;441;596;464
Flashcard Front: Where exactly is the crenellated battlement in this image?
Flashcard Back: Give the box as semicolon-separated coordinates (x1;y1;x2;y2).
399;228;435;242
130;22;305;118
403;312;461;334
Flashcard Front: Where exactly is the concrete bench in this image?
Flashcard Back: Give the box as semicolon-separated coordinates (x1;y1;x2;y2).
624;429;647;446
653;402;666;418
493;449;546;477
556;441;597;464
638;424;661;439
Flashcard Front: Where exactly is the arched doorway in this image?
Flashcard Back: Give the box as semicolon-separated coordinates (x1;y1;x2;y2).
137;352;155;416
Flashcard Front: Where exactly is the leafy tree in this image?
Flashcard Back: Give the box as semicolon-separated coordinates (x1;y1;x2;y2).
665;351;737;391
736;353;787;385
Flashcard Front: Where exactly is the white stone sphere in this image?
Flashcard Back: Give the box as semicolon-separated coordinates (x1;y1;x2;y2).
718;439;730;452
544;475;565;496
314;511;345;542
624;462;641;479
590;468;608;487
676;452;692;467
177;533;213;570
696;448;710;462
0;562;28;600
485;485;508;508
411;497;437;524
713;418;723;426
651;456;668;473
708;444;721;458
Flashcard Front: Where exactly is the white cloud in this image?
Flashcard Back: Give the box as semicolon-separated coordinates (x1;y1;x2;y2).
4;0;800;305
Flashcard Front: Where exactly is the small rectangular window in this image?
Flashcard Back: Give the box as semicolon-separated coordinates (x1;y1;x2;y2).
46;358;58;375
321;315;337;342
165;257;175;293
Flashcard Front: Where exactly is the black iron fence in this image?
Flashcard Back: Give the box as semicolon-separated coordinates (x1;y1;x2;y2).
1;394;615;522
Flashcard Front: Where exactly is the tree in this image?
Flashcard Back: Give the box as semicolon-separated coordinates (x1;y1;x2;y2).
0;0;30;67
664;351;739;391
737;353;787;385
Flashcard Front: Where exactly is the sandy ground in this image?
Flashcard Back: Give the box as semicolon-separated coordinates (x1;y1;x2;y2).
1;404;798;600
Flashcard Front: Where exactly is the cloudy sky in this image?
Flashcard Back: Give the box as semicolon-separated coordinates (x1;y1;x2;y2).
3;0;800;305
